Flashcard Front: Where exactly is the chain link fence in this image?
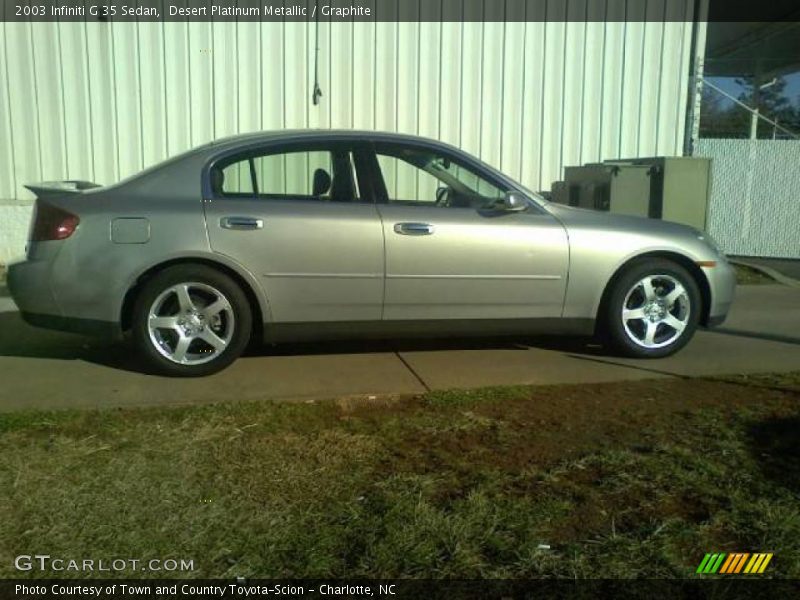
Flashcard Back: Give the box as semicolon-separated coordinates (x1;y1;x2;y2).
694;138;800;258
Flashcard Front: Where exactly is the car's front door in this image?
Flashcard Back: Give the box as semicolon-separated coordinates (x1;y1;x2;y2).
204;143;384;323
370;142;569;321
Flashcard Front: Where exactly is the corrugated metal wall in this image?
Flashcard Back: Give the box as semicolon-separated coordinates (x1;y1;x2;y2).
0;4;698;205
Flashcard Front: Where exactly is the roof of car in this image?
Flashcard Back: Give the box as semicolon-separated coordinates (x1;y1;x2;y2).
207;129;451;152
110;129;497;197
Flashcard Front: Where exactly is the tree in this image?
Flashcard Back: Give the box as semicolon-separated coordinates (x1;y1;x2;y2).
699;75;800;139
699;83;751;138
735;75;800;138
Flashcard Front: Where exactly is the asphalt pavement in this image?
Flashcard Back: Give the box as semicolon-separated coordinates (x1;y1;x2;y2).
0;284;798;412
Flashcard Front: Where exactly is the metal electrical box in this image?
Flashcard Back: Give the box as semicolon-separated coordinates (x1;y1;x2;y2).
613;157;712;231
562;164;653;217
562;164;611;210
555;157;712;231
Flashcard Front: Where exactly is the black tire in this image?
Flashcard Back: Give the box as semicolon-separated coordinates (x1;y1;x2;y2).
602;258;701;358
131;264;252;377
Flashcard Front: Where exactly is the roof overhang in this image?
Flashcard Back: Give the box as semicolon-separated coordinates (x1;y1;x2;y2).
705;18;800;80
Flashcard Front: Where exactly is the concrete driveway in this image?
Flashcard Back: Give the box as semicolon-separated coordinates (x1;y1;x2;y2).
0;284;799;412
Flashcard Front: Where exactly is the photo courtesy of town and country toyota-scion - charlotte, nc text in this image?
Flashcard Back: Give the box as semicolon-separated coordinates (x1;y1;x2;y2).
14;584;394;597
36;3;372;18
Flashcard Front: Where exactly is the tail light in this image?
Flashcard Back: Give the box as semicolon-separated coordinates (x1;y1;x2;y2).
30;203;80;241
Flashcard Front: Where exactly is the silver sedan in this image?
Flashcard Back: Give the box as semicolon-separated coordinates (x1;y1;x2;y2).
8;130;736;376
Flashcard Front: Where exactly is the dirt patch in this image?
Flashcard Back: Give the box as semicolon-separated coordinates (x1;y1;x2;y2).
372;378;791;474
344;377;800;549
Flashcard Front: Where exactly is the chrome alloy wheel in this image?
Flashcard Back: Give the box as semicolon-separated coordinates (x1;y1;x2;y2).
621;274;690;349
147;282;235;365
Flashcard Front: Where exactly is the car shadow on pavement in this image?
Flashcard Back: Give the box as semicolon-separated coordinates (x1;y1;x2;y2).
711;327;800;346
248;334;607;358
0;310;147;371
747;415;800;494
0;310;610;374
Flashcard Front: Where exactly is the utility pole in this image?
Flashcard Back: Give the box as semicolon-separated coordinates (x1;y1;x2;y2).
751;77;777;140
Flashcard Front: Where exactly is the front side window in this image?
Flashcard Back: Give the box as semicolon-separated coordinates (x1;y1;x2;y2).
212;147;363;202
375;145;506;209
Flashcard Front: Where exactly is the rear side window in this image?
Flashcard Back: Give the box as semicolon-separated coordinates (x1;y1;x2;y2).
212;147;364;202
253;151;333;198
220;162;254;196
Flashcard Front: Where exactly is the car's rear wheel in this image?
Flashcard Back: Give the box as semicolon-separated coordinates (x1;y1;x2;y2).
603;258;701;358
131;264;252;376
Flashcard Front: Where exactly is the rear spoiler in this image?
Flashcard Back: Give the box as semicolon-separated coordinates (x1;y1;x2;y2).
24;180;101;199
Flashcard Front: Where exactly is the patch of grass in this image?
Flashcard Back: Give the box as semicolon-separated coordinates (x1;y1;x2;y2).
1;374;799;579
424;385;532;408
714;371;800;393
733;263;775;285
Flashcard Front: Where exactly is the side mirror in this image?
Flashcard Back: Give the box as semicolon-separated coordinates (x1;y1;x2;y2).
498;191;529;212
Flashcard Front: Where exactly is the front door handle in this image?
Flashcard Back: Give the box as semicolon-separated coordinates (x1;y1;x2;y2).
394;222;434;236
220;216;263;230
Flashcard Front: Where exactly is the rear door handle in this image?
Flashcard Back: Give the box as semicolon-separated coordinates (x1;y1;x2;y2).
220;216;263;230
394;222;434;236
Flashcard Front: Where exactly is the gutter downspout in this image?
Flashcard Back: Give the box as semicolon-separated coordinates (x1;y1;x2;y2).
683;0;709;156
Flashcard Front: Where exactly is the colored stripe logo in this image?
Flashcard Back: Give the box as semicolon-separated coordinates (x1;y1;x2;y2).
696;552;773;574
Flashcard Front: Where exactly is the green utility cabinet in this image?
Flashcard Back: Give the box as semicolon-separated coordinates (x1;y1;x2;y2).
556;157;712;231
610;157;712;231
561;163;653;217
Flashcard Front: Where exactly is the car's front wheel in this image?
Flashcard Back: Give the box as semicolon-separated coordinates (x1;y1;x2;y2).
131;264;252;376
603;258;701;358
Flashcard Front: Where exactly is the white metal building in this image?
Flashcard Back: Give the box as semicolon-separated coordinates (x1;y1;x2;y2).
0;3;705;262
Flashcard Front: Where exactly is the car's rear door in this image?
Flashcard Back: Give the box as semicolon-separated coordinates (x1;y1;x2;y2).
204;142;384;323
369;141;569;321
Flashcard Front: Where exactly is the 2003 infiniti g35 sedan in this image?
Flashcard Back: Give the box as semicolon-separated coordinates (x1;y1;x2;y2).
9;130;735;376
